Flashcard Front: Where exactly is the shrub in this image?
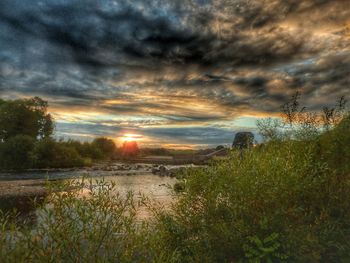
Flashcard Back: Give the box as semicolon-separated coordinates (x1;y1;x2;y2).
33;139;91;168
153;130;350;262
315;115;350;175
60;140;104;160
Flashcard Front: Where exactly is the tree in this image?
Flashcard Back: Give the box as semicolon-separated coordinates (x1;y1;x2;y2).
232;132;254;149
122;141;139;157
0;135;35;170
0;97;54;141
92;137;117;159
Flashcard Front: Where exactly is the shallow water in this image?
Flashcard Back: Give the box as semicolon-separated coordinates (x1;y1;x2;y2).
0;169;178;220
88;174;178;219
85;174;176;200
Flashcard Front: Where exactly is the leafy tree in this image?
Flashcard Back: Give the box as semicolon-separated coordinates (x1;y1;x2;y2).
92;137;117;158
0;135;35;170
0;97;53;141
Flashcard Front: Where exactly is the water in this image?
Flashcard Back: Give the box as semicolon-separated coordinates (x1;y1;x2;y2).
83;174;177;219
0;165;179;219
85;174;176;201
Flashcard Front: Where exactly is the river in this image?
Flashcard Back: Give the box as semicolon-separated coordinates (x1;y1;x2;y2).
0;163;183;219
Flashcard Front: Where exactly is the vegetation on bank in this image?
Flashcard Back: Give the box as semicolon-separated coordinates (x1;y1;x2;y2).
0;94;349;262
0;97;117;170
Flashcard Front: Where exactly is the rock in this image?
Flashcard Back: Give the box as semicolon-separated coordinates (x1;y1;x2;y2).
159;165;168;176
152;168;160;175
152;165;169;176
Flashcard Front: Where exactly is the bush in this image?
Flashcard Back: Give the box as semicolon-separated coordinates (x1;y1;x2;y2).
153;129;350;262
60;140;104;160
33;139;91;168
315;115;350;175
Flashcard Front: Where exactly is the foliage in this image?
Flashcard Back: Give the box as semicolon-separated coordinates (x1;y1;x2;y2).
257;93;347;142
152;114;350;262
121;141;140;157
0;97;53;141
0;97;117;170
0;180;154;263
60;138;117;161
0;135;35;170
232;132;255;149
315;115;350;175
0;136;118;170
92;137;117;159
32;138;91;168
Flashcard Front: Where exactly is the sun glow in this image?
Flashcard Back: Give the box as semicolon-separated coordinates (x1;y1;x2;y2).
121;133;143;142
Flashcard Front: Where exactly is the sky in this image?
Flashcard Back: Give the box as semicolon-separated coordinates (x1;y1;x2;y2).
0;0;349;148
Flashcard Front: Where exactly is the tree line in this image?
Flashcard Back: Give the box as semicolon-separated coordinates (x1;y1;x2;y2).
0;97;116;170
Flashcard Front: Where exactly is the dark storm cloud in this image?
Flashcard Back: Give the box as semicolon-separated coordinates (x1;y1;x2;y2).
0;0;314;72
0;0;349;146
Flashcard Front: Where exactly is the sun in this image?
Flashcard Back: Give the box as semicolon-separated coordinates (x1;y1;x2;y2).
121;133;143;142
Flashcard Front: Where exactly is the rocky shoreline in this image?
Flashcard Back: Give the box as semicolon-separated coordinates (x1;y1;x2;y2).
0;162;196;181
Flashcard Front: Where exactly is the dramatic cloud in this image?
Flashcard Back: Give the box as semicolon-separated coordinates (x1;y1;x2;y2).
0;0;349;147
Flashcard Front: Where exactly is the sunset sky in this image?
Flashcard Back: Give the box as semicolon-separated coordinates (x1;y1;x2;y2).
0;0;349;148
